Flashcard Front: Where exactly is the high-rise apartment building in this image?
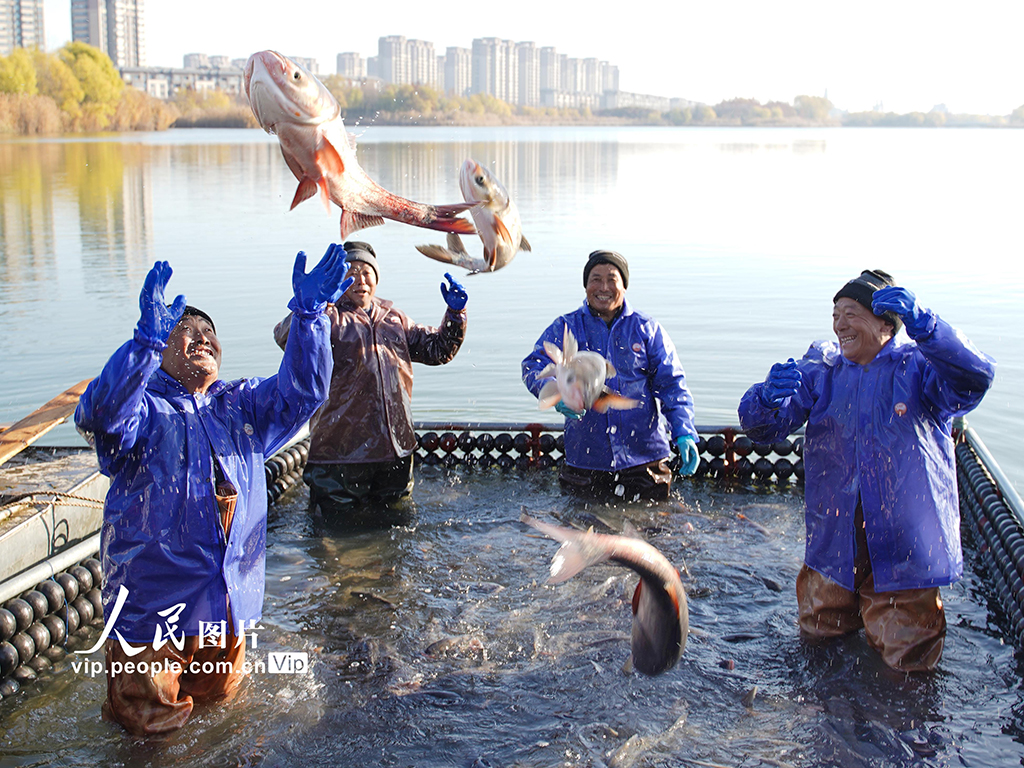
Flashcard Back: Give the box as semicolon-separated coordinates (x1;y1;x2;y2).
0;0;45;56
515;41;539;107
539;47;560;92
378;35;409;85
444;46;471;97
71;0;145;67
471;37;517;104
337;52;365;78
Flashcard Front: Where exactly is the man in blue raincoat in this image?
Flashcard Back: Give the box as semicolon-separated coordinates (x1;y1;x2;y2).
522;250;700;502
75;245;352;735
738;269;995;672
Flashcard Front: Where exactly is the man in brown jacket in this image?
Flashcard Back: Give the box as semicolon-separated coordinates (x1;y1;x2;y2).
274;242;467;526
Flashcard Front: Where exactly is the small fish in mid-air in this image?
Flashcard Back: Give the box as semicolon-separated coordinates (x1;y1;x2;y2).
521;512;688;676
537;325;637;414
416;159;530;274
244;50;476;240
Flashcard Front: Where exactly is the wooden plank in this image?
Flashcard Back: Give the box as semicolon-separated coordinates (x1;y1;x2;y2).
0;379;93;466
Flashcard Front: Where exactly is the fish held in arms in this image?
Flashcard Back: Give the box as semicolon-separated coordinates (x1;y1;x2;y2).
522;512;688;676
416;159;531;274
244;50;476;241
537;325;638;414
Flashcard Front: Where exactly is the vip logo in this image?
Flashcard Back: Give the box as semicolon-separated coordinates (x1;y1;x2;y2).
268;651;309;674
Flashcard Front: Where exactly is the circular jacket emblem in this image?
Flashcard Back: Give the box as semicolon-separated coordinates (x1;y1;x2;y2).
244;423;255;435
894;402;907;417
632;343;642;353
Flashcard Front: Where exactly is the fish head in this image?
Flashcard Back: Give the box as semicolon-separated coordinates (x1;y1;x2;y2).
244;50;340;133
459;159;509;208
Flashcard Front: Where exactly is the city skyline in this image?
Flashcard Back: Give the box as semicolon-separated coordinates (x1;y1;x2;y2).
38;0;1024;115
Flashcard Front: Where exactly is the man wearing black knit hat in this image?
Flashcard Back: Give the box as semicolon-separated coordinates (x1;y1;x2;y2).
522;250;700;502
274;240;469;527
738;269;996;672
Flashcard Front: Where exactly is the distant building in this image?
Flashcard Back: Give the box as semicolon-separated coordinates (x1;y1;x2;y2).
407;38;437;89
121;63;243;100
290;56;318;74
539;47;560;93
378;35;408;84
71;0;145;67
337;52;365;78
516;41;539;107
444;46;471;97
0;0;45;56
472;37;517;103
183;52;209;69
602;91;670;112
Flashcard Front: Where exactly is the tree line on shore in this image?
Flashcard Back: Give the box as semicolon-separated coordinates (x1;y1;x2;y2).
1;44;1022;135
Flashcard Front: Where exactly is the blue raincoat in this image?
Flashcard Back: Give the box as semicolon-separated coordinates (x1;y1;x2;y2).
738;314;995;592
75;311;332;643
522;300;697;471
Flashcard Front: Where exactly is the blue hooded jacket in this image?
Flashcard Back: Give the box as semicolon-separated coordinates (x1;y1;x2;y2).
522;300;696;471
738;313;995;592
75;310;332;643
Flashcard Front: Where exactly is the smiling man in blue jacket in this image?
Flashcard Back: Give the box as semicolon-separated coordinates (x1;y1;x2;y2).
738;269;995;672
75;246;351;735
522;250;700;502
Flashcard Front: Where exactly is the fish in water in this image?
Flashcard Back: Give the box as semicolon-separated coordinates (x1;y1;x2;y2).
244;50;476;241
536;325;638;413
521;512;688;676
416;159;531;273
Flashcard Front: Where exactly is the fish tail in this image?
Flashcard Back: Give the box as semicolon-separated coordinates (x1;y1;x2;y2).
520;513;610;584
538;380;562;409
425;202;478;235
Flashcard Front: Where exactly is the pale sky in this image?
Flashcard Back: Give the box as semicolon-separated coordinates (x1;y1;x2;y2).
44;0;1024;115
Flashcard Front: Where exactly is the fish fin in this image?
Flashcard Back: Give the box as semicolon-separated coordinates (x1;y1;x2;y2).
290;177;319;210
520;513;612;584
315;136;346;177
415;244;457;264
339;209;385;240
538;380;562;409
562;325;578;360
519;233;532;252
429;203;478;235
621;520;644;539
605;361;617;378
542;340;563;365
446;232;469;256
493;216;513;245
592;392;640;413
537;363;557;379
485;246;498;271
318;176;331;213
631;580;643;615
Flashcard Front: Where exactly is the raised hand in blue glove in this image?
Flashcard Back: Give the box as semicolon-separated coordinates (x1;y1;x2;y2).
555;401;583;420
676;435;699;476
872;285;934;339
440;272;468;311
137;260;186;345
759;358;802;408
290;243;354;314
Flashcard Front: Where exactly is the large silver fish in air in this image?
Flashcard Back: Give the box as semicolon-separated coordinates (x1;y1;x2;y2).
537;325;637;413
416;159;530;273
522;512;688;676
244;50;476;241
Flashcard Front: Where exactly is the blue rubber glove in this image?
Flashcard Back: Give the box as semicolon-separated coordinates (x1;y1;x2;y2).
290;243;354;314
872;285;934;339
440;272;468;311
136;260;186;345
759;359;802;408
555;401;582;420
676;435;699;476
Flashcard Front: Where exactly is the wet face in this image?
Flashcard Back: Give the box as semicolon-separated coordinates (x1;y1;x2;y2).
832;297;893;366
160;314;221;394
344;262;378;310
586;264;626;322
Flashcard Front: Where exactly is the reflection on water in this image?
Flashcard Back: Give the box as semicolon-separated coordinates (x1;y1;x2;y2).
1;472;1022;766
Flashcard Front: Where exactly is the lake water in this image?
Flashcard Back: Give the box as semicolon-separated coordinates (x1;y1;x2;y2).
1;125;1023;764
1;125;1020;495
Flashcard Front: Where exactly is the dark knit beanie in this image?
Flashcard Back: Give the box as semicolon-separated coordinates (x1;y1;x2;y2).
180;305;216;333
583;250;629;289
833;269;902;332
342;240;379;282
